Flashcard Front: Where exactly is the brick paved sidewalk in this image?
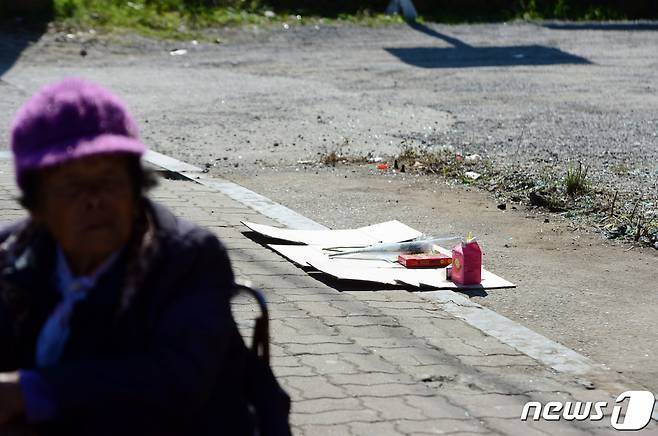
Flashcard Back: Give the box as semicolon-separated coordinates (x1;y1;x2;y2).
0;159;655;436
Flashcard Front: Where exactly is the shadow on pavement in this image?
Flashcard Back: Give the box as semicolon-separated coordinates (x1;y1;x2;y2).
385;22;590;68
543;22;658;31
419;285;488;299
0;22;47;79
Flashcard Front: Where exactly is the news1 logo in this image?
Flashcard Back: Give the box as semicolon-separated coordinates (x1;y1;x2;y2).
520;391;656;431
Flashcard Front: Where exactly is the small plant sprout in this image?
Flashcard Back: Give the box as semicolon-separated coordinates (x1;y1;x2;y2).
565;162;590;197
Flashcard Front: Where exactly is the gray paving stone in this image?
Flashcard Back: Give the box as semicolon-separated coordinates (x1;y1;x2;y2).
425;337;486;357
296;424;351;436
337;325;416;340
270;355;301;367
361;396;426;420
456;353;539;368
247;273;330;290
294;397;362;414
290;293;357;302
283;376;348;400
273;365;316;377
444;393;532;419
287;343;368;356
395;418;490;435
376;346;449;367
340;353;403;374
367;301;442;310
295;301;347;317
341;291;391;301
327;372;417;386
270;344;289;357
379;308;452;319
350;421;404;436
291;409;380;426
276;286;341;295
327;299;384;317
426;318;489;341
297;355;359;374
343;382;436;398
401;364;463;382
352;336;432;350
483;417;587;436
283;317;340;336
404;395;473;420
322;315;401;327
278;334;350;345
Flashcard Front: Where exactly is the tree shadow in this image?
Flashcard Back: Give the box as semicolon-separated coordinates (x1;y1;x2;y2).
543;22;658;31
385;22;591;69
0;21;47;79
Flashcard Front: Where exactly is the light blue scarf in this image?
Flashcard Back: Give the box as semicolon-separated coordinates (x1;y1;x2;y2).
35;247;120;367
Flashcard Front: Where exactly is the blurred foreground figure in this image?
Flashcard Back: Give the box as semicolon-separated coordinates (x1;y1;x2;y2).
0;78;289;435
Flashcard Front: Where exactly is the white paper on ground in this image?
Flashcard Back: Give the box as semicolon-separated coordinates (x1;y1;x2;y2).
242;220;422;248
395;268;515;290
269;244;401;268
307;259;401;285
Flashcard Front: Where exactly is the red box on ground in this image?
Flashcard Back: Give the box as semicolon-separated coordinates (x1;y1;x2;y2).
397;253;452;268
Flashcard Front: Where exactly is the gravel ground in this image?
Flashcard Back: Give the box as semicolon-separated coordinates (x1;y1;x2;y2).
1;20;657;391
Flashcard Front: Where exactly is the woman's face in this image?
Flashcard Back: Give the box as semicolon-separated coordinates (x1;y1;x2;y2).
32;153;136;263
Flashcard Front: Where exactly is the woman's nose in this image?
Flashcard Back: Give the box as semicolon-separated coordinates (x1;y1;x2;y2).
83;191;103;210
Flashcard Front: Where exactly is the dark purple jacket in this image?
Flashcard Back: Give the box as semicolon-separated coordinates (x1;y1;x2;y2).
0;200;254;435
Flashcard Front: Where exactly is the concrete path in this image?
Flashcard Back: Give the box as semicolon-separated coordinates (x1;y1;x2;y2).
1;158;655;435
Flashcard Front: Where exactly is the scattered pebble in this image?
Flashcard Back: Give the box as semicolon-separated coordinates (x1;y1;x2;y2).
464;154;482;164
464;171;481;180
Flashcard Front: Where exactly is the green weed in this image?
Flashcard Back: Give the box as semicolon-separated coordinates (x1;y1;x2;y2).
565;162;590;197
50;0;407;40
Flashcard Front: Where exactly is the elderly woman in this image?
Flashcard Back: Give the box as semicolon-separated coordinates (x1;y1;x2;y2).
0;79;287;435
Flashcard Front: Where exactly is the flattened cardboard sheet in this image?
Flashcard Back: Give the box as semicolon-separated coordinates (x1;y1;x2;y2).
269;244;402;268
395;268;515;290
306;259;401;285
307;259;515;290
242;220;422;248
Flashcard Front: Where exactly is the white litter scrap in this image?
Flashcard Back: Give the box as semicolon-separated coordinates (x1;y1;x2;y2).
241;221;515;290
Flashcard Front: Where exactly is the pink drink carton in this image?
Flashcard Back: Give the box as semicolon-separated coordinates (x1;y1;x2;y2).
451;239;482;285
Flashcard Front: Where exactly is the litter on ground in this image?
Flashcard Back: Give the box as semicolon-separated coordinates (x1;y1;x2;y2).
242;221;515;290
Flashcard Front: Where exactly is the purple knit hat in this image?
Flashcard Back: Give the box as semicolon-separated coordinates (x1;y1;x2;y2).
10;78;146;190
